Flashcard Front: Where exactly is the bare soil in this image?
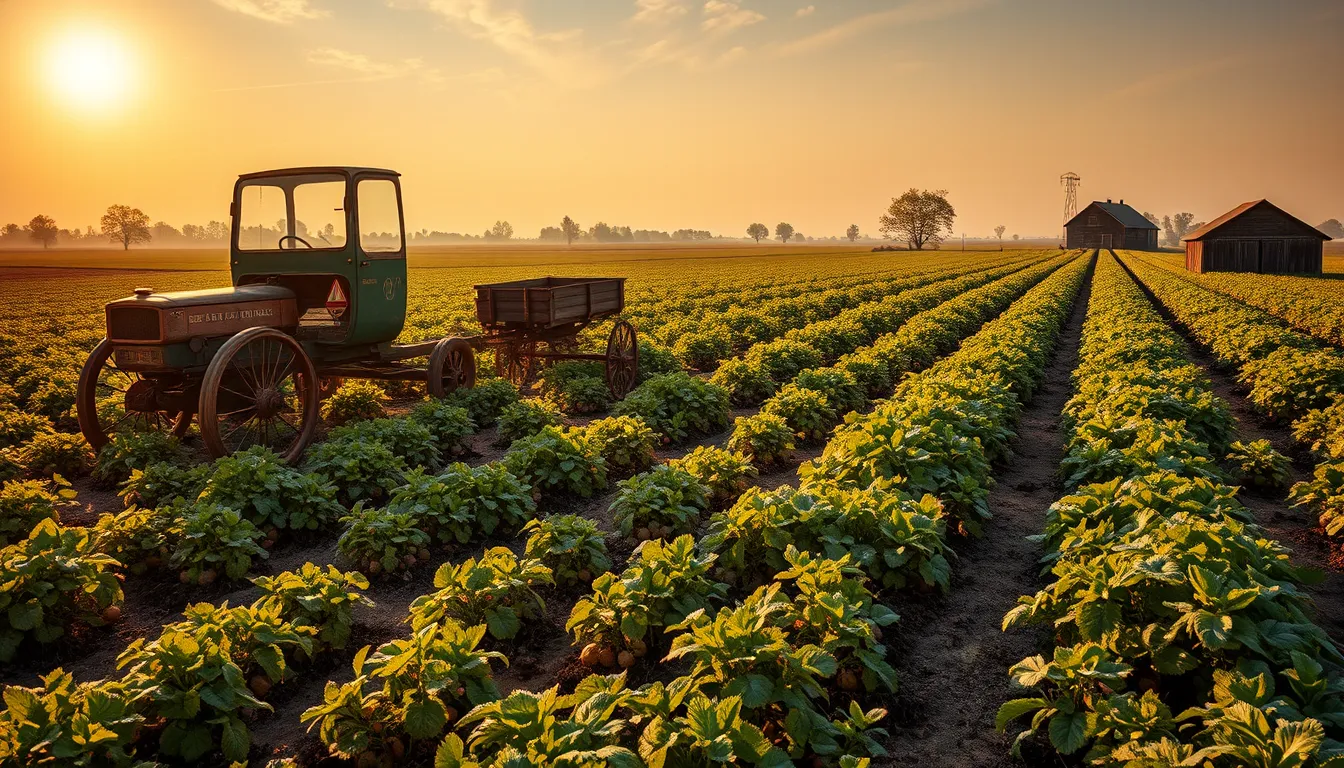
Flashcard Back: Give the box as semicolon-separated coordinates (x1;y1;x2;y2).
877;257;1095;767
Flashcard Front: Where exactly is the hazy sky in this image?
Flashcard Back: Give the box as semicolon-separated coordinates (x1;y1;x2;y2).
1;0;1341;241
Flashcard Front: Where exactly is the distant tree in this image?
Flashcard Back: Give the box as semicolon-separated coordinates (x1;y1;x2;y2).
846;224;860;242
27;215;58;249
878;188;956;250
1012;233;1020;241
102;205;152;250
1161;212;1196;247
490;220;514;241
2;223;21;238
994;225;1006;242
1142;211;1161;227
1318;218;1344;240
775;222;794;243
152;221;182;242
747;222;769;242
794;233;806;242
561;215;581;246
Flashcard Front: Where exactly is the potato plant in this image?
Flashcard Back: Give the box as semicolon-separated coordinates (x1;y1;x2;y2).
199;445;344;532
522;514;611;587
445;377;519;427
613;372;731;444
1225;438;1293;491
91;430;190;489
330;416;443;470
169;502;269;583
727;413;796;466
320;379;389;425
337;504;432;577
581;415;657;475
15;431;92;479
408;547;552;640
119;460;209;509
708;358;777;407
0;520;123;662
410;400;477;458
386;463;536;545
0;670;145;766
503;425;607;498
669;445;758;506
609;464;710;539
304;437;408;506
90;503;180;572
252;564;374;652
0;476;72;547
494;399;564;447
302;621;506;759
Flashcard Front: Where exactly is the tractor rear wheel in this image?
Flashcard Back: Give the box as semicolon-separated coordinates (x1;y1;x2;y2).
198;328;318;463
428;337;477;398
76;337;190;453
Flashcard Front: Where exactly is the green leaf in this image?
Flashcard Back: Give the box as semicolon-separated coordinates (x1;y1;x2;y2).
404;697;449;740
7;602;42;632
220;716;251;762
995;698;1047;732
1048;710;1088;755
725;674;774;709
486;606;520;640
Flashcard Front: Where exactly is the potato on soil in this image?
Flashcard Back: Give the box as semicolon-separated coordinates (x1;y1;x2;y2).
598;646;617;668
101;606;122;623
580;643;602;667
618;650;635;668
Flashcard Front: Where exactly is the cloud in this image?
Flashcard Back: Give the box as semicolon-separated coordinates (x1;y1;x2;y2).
210;0;327;24
795;5;815;18
702;1;765;34
392;0;603;87
776;0;992;56
632;0;689;24
307;48;424;78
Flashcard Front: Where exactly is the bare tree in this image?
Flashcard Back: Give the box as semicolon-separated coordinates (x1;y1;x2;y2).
27;215;58;249
994;224;1006;243
747;222;769;242
846;224;860;242
561;215;581;246
775;222;794;243
878;189;956;250
101;205;152;250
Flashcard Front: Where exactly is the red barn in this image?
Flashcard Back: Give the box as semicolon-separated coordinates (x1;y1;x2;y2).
1065;199;1159;250
1183;199;1328;274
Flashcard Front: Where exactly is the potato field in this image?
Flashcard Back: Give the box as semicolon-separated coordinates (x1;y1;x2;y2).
5;246;1344;768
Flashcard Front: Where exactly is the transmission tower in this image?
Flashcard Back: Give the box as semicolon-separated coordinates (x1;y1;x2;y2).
1060;172;1081;243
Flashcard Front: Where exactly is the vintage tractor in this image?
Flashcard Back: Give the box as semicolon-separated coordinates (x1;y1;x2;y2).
76;166;638;462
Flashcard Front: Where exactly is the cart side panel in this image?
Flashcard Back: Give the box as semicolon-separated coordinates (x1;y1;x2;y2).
549;280;624;324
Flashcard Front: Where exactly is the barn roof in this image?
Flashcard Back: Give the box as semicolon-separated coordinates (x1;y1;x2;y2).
1066;201;1158;230
1183;199;1330;242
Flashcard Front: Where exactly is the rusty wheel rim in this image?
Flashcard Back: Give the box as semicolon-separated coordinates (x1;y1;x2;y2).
605;320;639;398
200;329;317;462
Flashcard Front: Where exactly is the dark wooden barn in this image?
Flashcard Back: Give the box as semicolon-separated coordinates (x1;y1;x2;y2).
1065;199;1159;250
1183;199;1328;274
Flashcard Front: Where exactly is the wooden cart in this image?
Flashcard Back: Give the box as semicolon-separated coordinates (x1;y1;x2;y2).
469;277;639;398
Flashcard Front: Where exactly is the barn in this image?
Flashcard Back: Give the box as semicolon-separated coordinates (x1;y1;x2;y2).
1065;199;1159;250
1183;199;1328;274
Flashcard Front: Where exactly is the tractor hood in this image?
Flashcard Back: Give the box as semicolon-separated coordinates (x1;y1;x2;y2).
105;285;299;344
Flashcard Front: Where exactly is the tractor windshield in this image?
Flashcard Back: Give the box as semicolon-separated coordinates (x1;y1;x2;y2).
236;174;347;251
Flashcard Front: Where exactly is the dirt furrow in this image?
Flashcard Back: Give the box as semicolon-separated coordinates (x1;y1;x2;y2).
879;258;1094;767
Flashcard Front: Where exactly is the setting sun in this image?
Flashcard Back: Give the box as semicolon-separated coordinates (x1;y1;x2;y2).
44;24;134;112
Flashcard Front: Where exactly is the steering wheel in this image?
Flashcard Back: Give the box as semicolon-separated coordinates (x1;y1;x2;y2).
278;235;313;249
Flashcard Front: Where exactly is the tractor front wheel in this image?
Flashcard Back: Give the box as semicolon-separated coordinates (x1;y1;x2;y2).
76;337;191;453
428;337;477;398
198;328;318;463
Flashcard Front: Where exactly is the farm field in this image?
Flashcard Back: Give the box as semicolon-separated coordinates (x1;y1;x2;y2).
4;246;1344;768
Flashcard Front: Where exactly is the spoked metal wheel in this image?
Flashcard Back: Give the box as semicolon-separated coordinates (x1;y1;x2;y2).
494;339;536;389
428;337;478;398
76;337;191;452
198;328;318;462
604;320;639;399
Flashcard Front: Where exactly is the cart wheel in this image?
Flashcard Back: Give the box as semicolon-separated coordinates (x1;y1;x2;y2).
428;337;477;398
605;320;639;399
494;340;536;389
76;337;191;452
198;328;318;463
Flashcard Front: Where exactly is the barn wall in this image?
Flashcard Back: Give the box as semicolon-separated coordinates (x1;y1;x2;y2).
1066;203;1127;249
1192;237;1323;274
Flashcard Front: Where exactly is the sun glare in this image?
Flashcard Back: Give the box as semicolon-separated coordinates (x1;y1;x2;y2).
44;25;135;113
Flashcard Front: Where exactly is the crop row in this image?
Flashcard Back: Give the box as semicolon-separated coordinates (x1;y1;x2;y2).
1117;252;1344;542
997;252;1344;765
1141;252;1344;347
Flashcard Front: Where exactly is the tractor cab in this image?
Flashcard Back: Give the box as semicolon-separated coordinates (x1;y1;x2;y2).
229;166;407;350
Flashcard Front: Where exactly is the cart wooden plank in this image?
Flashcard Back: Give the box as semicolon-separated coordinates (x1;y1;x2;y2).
474;276;626;329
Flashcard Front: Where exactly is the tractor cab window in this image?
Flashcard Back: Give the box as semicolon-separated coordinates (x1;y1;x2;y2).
236;175;347;251
358;179;403;254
